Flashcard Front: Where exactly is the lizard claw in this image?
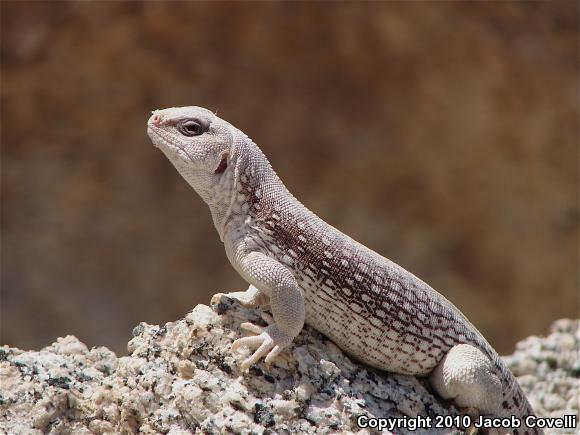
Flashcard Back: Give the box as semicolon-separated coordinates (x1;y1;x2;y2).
232;324;291;372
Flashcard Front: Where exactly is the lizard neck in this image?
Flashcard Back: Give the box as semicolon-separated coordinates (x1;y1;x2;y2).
207;133;285;242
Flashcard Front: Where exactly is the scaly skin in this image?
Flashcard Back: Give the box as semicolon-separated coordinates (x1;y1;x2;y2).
147;106;539;434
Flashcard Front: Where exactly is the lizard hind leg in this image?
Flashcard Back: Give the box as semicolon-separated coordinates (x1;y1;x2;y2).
429;343;503;415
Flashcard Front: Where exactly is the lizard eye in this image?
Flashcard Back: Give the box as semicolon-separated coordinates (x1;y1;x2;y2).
178;119;204;137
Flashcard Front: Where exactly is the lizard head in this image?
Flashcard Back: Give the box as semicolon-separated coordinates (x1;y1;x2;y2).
147;106;232;175
147;106;236;201
147;106;280;236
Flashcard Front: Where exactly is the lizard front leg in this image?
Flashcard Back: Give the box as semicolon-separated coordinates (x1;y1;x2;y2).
230;251;305;372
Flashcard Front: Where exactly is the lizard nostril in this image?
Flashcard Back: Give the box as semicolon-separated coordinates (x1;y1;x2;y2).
149;113;162;127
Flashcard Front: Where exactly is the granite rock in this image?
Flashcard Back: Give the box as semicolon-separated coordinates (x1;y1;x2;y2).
1;299;578;434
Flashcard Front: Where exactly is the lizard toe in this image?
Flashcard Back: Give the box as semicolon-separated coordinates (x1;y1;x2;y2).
232;334;265;352
239;322;266;334
233;325;292;371
236;333;274;371
210;293;226;305
264;344;283;368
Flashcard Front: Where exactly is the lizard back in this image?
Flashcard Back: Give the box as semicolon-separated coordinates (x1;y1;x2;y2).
234;146;533;420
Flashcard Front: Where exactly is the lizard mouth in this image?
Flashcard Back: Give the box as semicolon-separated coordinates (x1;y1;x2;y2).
147;126;195;162
147;125;165;149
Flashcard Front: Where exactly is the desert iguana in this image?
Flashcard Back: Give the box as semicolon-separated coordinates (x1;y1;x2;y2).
147;106;538;434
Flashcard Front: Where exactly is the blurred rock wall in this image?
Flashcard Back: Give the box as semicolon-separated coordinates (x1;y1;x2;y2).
2;1;578;354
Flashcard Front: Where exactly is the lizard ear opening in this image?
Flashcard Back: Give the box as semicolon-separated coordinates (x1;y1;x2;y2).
214;152;229;175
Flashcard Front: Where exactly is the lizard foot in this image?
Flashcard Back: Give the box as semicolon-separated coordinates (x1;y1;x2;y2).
232;320;291;372
211;285;269;308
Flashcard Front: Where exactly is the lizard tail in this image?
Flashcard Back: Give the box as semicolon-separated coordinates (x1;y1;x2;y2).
498;362;543;435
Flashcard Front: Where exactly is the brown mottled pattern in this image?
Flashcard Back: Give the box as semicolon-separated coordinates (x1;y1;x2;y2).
238;163;532;421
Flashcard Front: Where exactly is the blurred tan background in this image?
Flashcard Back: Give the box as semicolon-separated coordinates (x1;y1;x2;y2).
2;1;578;356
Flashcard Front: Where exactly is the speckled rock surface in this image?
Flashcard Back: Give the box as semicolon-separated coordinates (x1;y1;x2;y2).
1;299;578;434
503;318;580;433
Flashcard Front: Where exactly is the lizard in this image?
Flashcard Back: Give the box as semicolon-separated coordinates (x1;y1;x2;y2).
146;106;539;434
